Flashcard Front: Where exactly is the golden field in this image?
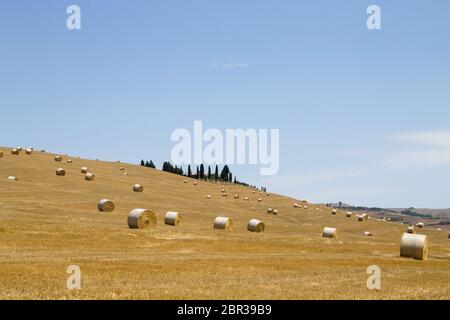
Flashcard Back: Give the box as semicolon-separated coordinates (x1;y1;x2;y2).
0;147;449;300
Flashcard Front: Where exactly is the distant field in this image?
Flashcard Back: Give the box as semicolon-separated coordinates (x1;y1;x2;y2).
0;147;449;300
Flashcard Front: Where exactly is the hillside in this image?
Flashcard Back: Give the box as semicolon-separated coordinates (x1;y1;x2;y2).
0;147;449;300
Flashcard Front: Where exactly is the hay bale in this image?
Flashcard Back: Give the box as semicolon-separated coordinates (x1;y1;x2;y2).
133;184;144;192
128;208;157;229
363;231;373;237
323;227;337;239
119;167;125;171
331;209;337;215
346;211;352;218
267;208;274;214
193;181;198;186
363;213;369;220
417;222;425;229
123;172;129;176
222;193;228;197
272;209;279;215
0;151;3;158
164;211;181;226
257;198;262;202
234;194;239;199
85;173;95;181
214;217;233;230
303;205;308;209
357;215;364;222
11;149;20;155
56;168;66;176
266;193;270;196
16;147;23;151
400;233;428;261
97;199;115;212
247;219;265;232
54;156;62;162
221;189;226;193
8;176;18;181
67;159;73;164
206;194;211;199
448;231;450;239
25;148;33;155
244;197;249;201
40;149;46;153
294;203;299;208
184;180;188;183
407;226;415;234
81;167;89;174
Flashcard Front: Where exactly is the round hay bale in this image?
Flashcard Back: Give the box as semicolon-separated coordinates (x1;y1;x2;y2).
25;148;33;155
247;219;265;232
346;211;353;218
417;222;425;229
56;168;66;176
294;203;299;208
184;180;188;184
11;149;20;155
266;193;270;196
363;231;373;237
303;205;308;209
323;227;337;239
128;208;157;229
222;193;228;197
67;159;73;164
54;156;62;162
272;209;279;215
193;181;198;186
267;208;274;214
252;191;256;194
244;197;249;201
257;198;262;202
363;213;369;220
448;231;450;239
133;184;144;192
81;167;89;174
407;226;415;234
331;209;337;215
214;217;233;230
400;233;428;261
97;199;115;212
0;151;3;158
8;176;18;181
234;194;239;199
123;172;129;176
119;167;125;171
206;194;211;199
164;211;181;226
221;189;226;193
85;173;95;181
357;215;364;222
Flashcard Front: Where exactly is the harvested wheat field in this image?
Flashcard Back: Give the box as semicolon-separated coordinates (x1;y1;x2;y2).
0;147;449;300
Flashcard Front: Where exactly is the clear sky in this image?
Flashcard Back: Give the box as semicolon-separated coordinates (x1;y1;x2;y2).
1;1;450;208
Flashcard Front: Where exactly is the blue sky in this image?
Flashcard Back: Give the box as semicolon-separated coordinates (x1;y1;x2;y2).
1;1;450;208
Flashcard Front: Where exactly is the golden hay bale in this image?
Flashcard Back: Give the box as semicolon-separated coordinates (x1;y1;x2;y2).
85;173;95;181
252;191;256;194
303;205;308;209
407;226;415;234
331;209;337;215
234;194;239;199
322;227;337;239
222;193;228;197
164;211;181;226
417;222;425;229
54;156;62;162
11;149;20;155
81;167;89;174
67;159;73;164
448;231;450;239
123;172;129;176
363;231;373;237
244;197;249;201
133;184;144;192
214;217;233;230
16;147;23;151
272;209;279;215
193;181;198;186
97;199;115;212
128;208;157;229
8;176;18;181
363;213;369;220
184;180;188;183
267;208;274;214
119;167;125;171
266;193;270;196
400;233;428;261
247;219;265;232
294;203;300;208
25;148;33;155
0;151;3;158
357;215;364;222
206;195;211;199
257;198;262;202
221;189;226;193
346;211;352;218
56;168;66;176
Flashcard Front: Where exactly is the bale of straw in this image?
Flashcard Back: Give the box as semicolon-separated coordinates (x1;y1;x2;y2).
303;205;308;209
67;159;73;164
214;217;233;230
272;209;279;215
363;213;369;220
363;231;373;237
247;219;265;232
54;156;62;162
128;208;157;229
234;194;239;199
97;199;115;212
407;226;415;234
400;233;428;261
331;209;337;215
119;167;125;171
133;184;144;192
184;180;188;183
11;149;20;155
357;215;364;222
206;195;211;199
346;211;352;218
123;172;129;176
244;197;249;201
322;227;337;238
417;222;425;229
294;203;299;208
193;181;198;186
56;168;66;176
164;211;181;226
0;151;3;158
266;193;270;196
448;231;450;239
267;208;274;214
85;173;95;181
25;148;33;155
222;193;228;197
221;189;226;193
8;176;18;181
257;198;262;202
81;167;89;174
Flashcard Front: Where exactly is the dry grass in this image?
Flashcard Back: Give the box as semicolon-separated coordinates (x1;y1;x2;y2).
0;147;449;300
